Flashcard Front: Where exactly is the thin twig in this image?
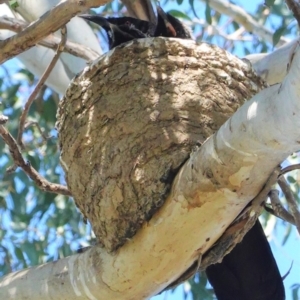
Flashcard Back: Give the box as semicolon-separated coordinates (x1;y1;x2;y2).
0;116;71;196
278;175;300;235
249;166;281;213
0;16;100;61
24;121;50;142
265;189;296;225
280;163;300;175
282;261;293;280
17;26;67;148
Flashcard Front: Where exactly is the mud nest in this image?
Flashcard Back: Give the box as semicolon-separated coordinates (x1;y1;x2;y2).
56;37;266;252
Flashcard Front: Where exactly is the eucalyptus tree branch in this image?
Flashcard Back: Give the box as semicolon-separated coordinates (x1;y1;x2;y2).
0;114;71;196
17;26;67;148
278;176;300;234
266;189;296;225
200;0;289;46
281;163;300;175
245;38;300;85
0;26;72;197
0;16;100;61
0;0;107;64
263;161;300;227
166;166;281;290
25;121;51;143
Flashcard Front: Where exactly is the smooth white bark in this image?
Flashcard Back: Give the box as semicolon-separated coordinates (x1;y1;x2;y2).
245;38;300;85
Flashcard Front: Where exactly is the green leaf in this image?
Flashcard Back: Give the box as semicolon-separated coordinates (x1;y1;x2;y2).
273;26;286;47
205;2;212;25
287;175;296;183
17;69;35;85
189;0;199;19
22;241;46;266
9;0;19;9
168;10;192;21
60;243;72;258
292;284;300;300
42;94;58;123
281;223;292;246
264;0;276;7
14;247;25;261
2;84;20;102
26;153;40;171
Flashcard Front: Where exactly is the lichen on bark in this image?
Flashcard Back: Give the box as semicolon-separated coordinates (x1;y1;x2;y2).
56;37;266;252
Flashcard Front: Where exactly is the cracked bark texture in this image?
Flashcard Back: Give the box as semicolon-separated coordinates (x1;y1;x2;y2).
56;37;266;252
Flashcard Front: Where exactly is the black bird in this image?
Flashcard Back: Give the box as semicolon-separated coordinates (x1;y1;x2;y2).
206;220;285;300
80;15;153;49
80;7;191;50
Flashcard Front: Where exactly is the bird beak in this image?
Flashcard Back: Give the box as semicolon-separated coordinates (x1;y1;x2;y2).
156;6;177;37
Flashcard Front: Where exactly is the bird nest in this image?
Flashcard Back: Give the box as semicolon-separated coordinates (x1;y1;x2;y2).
56;37;266;252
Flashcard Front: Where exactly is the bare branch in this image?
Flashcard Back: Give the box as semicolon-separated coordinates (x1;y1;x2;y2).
25;121;51;143
265;161;300;226
248;166;281;212
0;0;107;64
0;115;71;196
281;163;300;175
0;15;25;31
265;189;296;225
0;16;100;61
278;175;300;234
199;0;289;46
282;261;293;280
17;26;67;148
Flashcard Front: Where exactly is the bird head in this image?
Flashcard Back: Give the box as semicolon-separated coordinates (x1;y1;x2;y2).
155;6;192;39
